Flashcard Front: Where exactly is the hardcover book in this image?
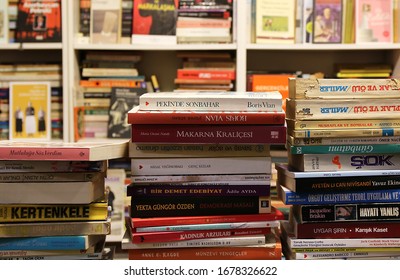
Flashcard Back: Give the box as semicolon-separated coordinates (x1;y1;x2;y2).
139;91;283;112
107;87;147;139
9;82;51;141
255;0;296;44
90;0;122;44
355;0;393;43
15;0;61;42
312;0;342;43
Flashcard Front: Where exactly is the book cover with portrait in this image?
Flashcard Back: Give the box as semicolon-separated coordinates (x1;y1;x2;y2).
312;0;342;43
9;82;51;141
15;0;61;42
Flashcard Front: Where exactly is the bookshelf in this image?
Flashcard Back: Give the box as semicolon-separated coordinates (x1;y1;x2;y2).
1;0;400;142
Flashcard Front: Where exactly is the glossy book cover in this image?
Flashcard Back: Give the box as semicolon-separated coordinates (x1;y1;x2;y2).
312;0;342;43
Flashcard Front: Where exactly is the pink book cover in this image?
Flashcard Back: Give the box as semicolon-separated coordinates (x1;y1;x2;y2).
355;0;393;43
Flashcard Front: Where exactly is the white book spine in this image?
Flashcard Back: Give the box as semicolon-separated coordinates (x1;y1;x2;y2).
176;27;231;37
294;251;400;259
139;92;282;112
289;135;400;146
122;235;266;249
289;237;400;248
131;174;271;183
131;157;272;175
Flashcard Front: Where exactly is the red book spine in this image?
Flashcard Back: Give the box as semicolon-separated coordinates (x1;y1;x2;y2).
131;209;284;228
131;124;286;144
0;147;93;161
127;110;285;125
128;242;281;260
131;228;271;243
294;221;400;239
177;69;236;80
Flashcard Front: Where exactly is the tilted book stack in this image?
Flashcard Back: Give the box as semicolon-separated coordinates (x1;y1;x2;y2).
279;78;400;260
123;91;287;260
0;140;128;260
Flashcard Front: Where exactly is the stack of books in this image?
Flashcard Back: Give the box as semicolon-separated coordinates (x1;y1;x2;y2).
279;77;400;260
176;0;233;44
0;140;128;260
122;91;287;260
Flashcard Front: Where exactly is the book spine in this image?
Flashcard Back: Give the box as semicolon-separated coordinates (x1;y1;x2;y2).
135;220;280;233
127;110;285;125
291;153;400;171
131;228;271;243
279;185;400;205
139;95;281;112
286;98;400;120
131;174;271;183
125;235;266;249
0;221;110;238
296;203;400;223
0;160;106;173
79;80;142;87
0;254;103;260
0;235;90;250
295;251;400;260
131;157;272;176
290;144;400;154
127;184;270;197
0;147;96;161
290;128;400;138
131;210;284;228
128;243;281;260
289;237;400;248
130;196;271;218
0;171;103;182
284;174;400;193
290;78;400;99
177;11;230;18
288;135;400;146
129;143;271;158
131;124;286;144
287;119;400;130
0;203;108;223
294;221;400;239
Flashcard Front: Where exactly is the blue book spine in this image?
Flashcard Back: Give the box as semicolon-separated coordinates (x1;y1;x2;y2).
280;186;400;205
0;235;88;250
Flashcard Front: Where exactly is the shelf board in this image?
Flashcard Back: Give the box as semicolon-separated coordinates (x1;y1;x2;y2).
246;43;400;51
74;43;237;51
0;43;63;50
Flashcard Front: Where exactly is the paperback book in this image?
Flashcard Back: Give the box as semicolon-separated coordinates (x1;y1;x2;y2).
90;0;122;44
312;0;342;43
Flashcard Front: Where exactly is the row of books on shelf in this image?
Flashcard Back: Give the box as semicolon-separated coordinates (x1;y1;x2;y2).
252;0;400;45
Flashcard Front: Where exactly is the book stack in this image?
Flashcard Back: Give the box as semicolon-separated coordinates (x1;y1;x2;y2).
0;63;63;140
0;140;129;260
278;77;400;260
176;0;233;44
76;51;147;139
123;91;287;260
174;51;236;92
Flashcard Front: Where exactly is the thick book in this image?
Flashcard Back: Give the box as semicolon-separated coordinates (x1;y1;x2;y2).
0;220;111;238
130;207;284;228
15;0;62;42
0;201;108;223
138;91;283;112
127;183;270;197
130;226;272;243
0;160;106;173
0;178;106;204
292;220;400;239
131;156;272;176
0;140;128;161
131;124;286;144
278;184;400;205
276;162;400;193
107;87;146;138
286;98;400;120
312;0;342;43
355;0;393;43
289;153;400;172
129;143;271;158
128;234;281;260
130;196;271;218
255;0;296;44
131;174;271;184
289;78;400;99
293;202;400;223
0;235;103;251
127;105;286;125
